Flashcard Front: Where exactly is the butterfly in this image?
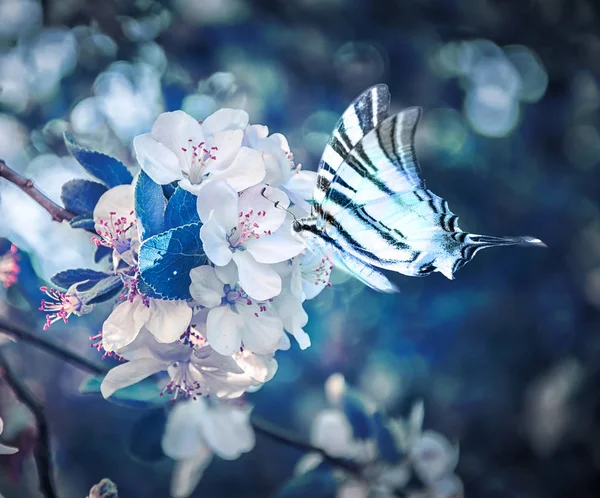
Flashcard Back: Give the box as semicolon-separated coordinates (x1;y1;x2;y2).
291;83;545;292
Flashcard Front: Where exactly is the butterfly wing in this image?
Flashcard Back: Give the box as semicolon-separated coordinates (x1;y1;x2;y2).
313;84;391;217
320;107;543;278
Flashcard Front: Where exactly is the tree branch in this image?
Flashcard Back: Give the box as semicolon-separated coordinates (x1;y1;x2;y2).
251;416;362;475
0;318;108;375
0;349;57;498
0;160;75;222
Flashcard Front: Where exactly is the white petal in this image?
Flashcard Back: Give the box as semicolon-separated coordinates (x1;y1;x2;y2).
150;110;204;175
133;133;183;185
204;129;243;173
0;443;18;455
189;266;225;307
196;179;238;229
170;449;213;498
411;431;459;484
162;400;208;459
198;403;255;459
233;251;281;300
102;298;151;351
146;300;193;343
93;184;135;229
244;124;269;147
177;178;204;195
206;306;243;355
245;217;305;264
100;358;166;398
237;309;283;355
212;147;266;192
202;108;249;136
311;410;355;457
214;261;238;286
200;214;233;266
284;170;317;201
237;184;288;234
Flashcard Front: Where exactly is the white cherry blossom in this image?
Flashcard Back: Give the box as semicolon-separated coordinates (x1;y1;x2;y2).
189;265;283;355
244;124;317;211
196;180;304;300
133;109;265;194
161;398;255;498
100;329;257;400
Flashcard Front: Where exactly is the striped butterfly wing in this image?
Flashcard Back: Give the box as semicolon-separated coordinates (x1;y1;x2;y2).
320;107;462;274
313;84;391;222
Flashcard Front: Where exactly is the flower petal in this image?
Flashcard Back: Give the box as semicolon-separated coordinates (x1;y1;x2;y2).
237;184;288;234
162;400;208;459
145;299;193;343
237;309;283;355
93;184;135;229
202;108;249;136
196;179;238;229
232;251;281;300
133;133;183;185
285;170;317;201
273;289;310;349
100;357;166;398
0;443;18;455
198;403;255;459
102;297;151;351
204;129;243;173
212;147;266;192
170;449;213;498
245;216;305;264
189;266;225;307
311;409;355;457
150;110;204;175
200;214;233;266
214;261;238;286
206;306;243;355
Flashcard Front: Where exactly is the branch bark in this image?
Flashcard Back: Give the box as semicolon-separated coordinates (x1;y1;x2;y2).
0;160;76;222
0;350;57;498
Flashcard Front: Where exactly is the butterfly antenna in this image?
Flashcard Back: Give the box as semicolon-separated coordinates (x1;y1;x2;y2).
260;187;298;222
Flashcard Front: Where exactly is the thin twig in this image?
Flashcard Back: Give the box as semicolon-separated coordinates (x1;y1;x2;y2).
251;416;362;475
0;349;57;498
0;160;75;222
0;318;108;375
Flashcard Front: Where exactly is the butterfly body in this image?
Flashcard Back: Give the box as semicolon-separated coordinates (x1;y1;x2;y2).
294;84;545;292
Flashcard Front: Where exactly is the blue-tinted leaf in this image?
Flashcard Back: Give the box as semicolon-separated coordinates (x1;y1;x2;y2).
164;186;199;230
373;411;403;463
162;182;176;199
342;390;374;439
79;375;167;409
75;275;123;305
64;133;133;187
128;409;167;463
51;269;112;290
60;179;108;216
135;171;165;240
276;470;337;498
138;222;205;300
69;214;95;231
94;245;112;263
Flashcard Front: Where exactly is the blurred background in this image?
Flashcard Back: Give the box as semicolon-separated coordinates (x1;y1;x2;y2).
0;0;599;496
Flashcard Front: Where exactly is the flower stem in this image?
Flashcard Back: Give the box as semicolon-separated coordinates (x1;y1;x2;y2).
0;318;108;375
0;349;57;498
0;160;76;222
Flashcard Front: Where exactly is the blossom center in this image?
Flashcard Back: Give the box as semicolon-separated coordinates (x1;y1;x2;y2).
92;211;136;254
182;140;218;185
39;286;84;330
228;209;271;249
0;244;19;288
162;361;203;401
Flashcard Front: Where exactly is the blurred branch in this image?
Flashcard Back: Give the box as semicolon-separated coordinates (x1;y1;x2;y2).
251;416;362;475
0;318;108;375
0;349;57;498
0;160;75;222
